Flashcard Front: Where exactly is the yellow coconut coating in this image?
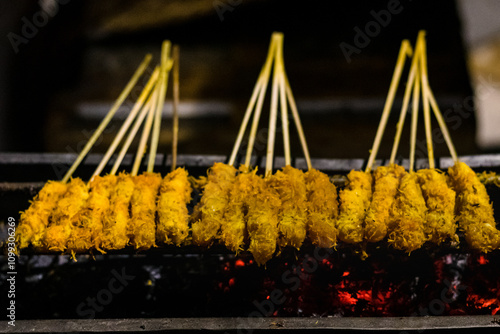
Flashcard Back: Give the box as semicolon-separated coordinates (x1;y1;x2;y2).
417;168;457;245
16;180;68;250
67;175;117;253
191;162;237;247
101;173;135;250
448;161;500;252
387;172;427;253
129;172;162;250
156;168;192;246
247;172;281;266
269;166;308;249
43;178;89;252
477;171;500;187
337;170;372;244
304;168;338;248
220;165;252;253
364;164;406;243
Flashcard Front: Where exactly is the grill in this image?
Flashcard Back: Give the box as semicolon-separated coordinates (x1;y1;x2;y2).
1;153;500;333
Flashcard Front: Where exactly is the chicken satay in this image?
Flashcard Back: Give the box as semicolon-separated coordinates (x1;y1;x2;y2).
43;178;89;252
220;165;251;253
417;168;457;244
364;164;405;243
16;181;68;250
191;162;237;247
67;174;117;253
304;168;339;248
247;170;281;265
128;172;162;250
336;170;372;244
387;172;427;252
448;161;500;252
156;168;192;246
269;166;307;249
100;173;135;250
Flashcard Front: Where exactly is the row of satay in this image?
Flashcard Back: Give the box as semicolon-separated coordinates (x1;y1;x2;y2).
16;160;500;264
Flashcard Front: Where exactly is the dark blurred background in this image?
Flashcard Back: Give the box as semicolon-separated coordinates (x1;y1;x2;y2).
0;0;494;162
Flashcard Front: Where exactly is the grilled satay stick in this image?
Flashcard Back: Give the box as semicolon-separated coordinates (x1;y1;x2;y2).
247;169;281;265
337;170;373;244
221;165;250;253
16;181;68;250
191;162;237;247
417;169;457;244
128;172;162;250
269;166;307;249
68;174;117;253
100;173;135;250
387;172;427;252
364;164;406;243
156;168;192;246
304;168;338;248
448;161;500;252
43;178;89;252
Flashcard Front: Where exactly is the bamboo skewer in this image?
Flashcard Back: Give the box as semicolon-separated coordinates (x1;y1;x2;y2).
229;35;278;167
148;41;173;173
418;33;435;169
61;54;152;183
172;45;180;171
109;90;157;176
278;52;291;166
265;33;284;176
284;73;312;170
365;40;413;172
244;37;278;167
132;89;158;176
426;87;458;163
92;66;160;179
244;76;269;167
389;40;423;165
409;71;421;172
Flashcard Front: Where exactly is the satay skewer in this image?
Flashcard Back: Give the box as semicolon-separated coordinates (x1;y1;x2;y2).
148;41;174;172
110;85;158;176
172;45;180;171
426;87;458;163
389;34;424;166
418;33;435;169
409;71;421;172
62;55;152;183
229;34;278;167
132;88;159;176
365;40;413;172
92;67;160;179
284;73;312;170
265;33;283;176
244;35;279;167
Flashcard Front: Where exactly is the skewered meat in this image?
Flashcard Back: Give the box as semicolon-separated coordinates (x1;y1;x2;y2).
364;164;405;243
220;166;250;253
304;168;338;248
156;168;192;246
129;172;162;250
387;172;427;252
43;178;89;252
448;161;500;252
417;168;457;244
337;171;372;244
247;169;281;265
269;166;308;249
191;162;237;247
68;174;117;253
101;173;135;250
16;181;68;250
